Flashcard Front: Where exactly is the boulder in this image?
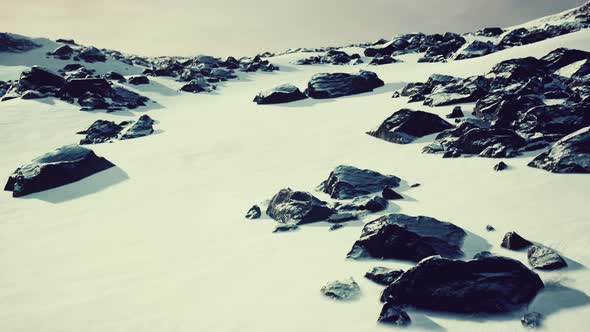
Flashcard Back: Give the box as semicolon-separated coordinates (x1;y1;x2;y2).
455;40;496;60
180;78;212;93
498;28;550;49
305;70;384;99
347;214;466;262
110;86;149;109
365;267;404;286
253;84;307;104
59;78;112;98
245;205;261;219
455;128;526;157
79;120;124;144
521;312;543;329
476;27;504;37
367;109;453;144
119;115;155;140
0;33;41;52
527;245;568;270
78;46;106;62
381;256;544;313
446;106;464;119
382;187;403;200
369;56;399;65
528;126;590;173
128;75;150;85
320;278;360;301
51;44;75;59
4;145;115;197
378;303;411;326
362;196;388;212
501;231;532;250
516;104;590;136
540;48;590;72
486;57;546;89
364;38;409;57
266;188;334;224
18;66;66;91
104;71;126;82
424;75;489;106
318;165;401;199
494;161;509;171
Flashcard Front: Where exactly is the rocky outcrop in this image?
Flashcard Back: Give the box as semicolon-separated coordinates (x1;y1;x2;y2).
318;165;401;199
0;33;41;53
296;50;361;65
454;40;496;60
305;70;384;99
528;127;590;173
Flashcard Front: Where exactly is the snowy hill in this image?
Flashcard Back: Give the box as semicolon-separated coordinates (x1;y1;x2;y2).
1;2;590;332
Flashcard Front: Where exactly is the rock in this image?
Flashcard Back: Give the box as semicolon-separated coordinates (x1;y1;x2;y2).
498;28;550;49
104;71;126;82
378;303;411;326
329;223;344;231
391;91;401;98
540;48;590;72
364;38;409;57
180;78;212;93
0;33;41;53
266;188;334;224
110;86;149;109
305;70;384;99
128;75;150;85
20;90;45;99
56;38;76;45
362;196;388;212
296;49;360;65
418;33;466;63
18;66;66;91
528;245;568;270
365;267;404;286
253;84;307;104
367;109;453;144
273;223;299;233
78;46;106;62
516;104;590;136
320;278;360;301
486;57;546;89
318;165;401;199
501;231;533;250
382;187;403;200
245;205;262;219
410;183;421;188
494;161;509;171
51;44;75;59
528;126;590;173
119;115;155;139
59;78;112;98
446;106;464;118
369;55;399;65
347;214;466;262
455;128;526;157
4;145;115;197
381;255;544;313
424;75;489;106
521;312;543;329
79;120;124;144
455;40;496;60
476;27;504;37
473;251;493;259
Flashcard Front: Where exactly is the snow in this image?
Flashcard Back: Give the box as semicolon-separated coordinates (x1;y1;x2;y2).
1;20;590;332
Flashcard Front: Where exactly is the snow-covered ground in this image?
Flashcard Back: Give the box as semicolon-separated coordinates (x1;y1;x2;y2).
1;23;590;332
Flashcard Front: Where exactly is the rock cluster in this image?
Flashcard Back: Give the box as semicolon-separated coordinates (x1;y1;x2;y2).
295;50;362;65
0;33;41;53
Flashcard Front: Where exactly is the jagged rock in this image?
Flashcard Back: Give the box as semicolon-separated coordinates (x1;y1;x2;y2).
368;109;453;144
369;55;399;65
51;45;75;59
391;91;400;98
494;161;508;171
78;46;106;62
540;48;590;71
446;106;464;118
362;196;388;212
305;70;384;99
59;78;112;98
378;303;411;326
382;187;403;200
424;75;489;106
20;90;45;99
110;86;149;109
245;205;261;219
18;66;66;92
455;40;496;60
320;278;360;301
486;57;546;89
365;267;404;286
296;50;360;65
521;312;543;329
498;28;550;49
476;27;504;37
364;38;409;57
104;71;126;82
253;84;307;104
501;231;532;250
381;256;544;313
347;214;466;262
418;33;466;63
486;225;495;231
118;115;154;139
0;33;41;52
456;128;526;157
528;126;590;173
4;145;115;197
78;120;124;144
318;165;401;199
528;245;568;270
128;75;150;85
266;188;334;224
516;104;590;136
273;223;299;233
56;38;76;45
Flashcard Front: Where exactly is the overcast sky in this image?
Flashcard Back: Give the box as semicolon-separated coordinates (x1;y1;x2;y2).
1;0;587;57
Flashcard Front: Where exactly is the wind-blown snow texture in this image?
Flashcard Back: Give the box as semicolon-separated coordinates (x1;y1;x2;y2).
1;5;590;332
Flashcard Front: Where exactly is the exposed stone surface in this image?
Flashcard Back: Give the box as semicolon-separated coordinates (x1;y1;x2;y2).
266;188;334;224
528;127;590;173
305;70;384;99
320;278;361;301
501;231;533;250
245;205;262;219
0;33;41;53
319;165;401;199
365;267;404;286
521;312;543;329
528;245;568;270
254;84;307;104
378;303;412;326
368;109;453;144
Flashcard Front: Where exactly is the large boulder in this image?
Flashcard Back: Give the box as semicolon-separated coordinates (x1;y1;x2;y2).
253;84;307;104
367;109;453;144
498;28;551;49
305;70;384;99
527;245;568;270
516;103;590;136
4;145;115;197
528;126;590;173
18;66;66;92
380;255;544;313
59;78;112;98
454;128;527;157
347;214;466;262
110;86;149;109
318;165;401;199
266;188;334;224
540;48;590;72
78;46;106;62
486;57;546;89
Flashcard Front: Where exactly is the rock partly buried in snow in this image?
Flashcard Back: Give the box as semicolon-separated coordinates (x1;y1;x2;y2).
128;75;150;85
4;145;115;197
0;33;41;53
494;161;509;171
59;78;112;98
78;46;107;63
528;127;590;173
446;106;464;119
320;278;360;301
382;187;403;200
423;75;489;106
381;256;545;313
540;48;590;72
266;188;334;224
362;196;388;212
454;40;496;60
253;84;307;104
78;120;125;145
318;165;401;199
305;70;384;99
521;312;543;329
245;205;261;219
501;231;533;250
347;214;466;262
119;115;155;140
18;66;66;92
527;245;568;270
273;223;299;233
365;267;404;286
368;109;453;144
378;303;412;326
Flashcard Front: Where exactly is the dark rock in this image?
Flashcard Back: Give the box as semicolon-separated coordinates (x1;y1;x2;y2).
266;188;334;224
20;90;45;99
498;28;550;49
329;223;344;231
18;66;66;92
61;63;84;72
516;104;590;136
347;214;466;262
410;183;421;188
254;84;307;104
521;312;543;329
320;278;360;301
104;71;126;82
455;128;526;157
486;57;546;89
56;38;76;45
455;40;496;60
305;70;384;99
78;46;106;62
128;75;150;85
245;205;261;219
365;267;404;286
446;106;464;119
540;48;590;72
318;165;401;199
78;120;123;144
110;86;149;109
528;126;590;173
369;55;399;65
296;49;360;65
424;75;489;106
418;33;466;62
378;303;411;326
273;223;299;233
501;231;532;250
364;38;409;57
363;196;388;212
0;33;41;53
381;255;544;313
382;187;403;200
528;245;568;270
473;251;493;259
476;27;504;37
180;78;212;93
59;78;112;98
119;115;155;139
391;91;401;98
4;145;115;197
494;161;508;171
367;109;453;144
51;45;75;59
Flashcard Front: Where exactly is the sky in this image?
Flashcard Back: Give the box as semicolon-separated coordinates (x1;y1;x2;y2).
1;0;587;57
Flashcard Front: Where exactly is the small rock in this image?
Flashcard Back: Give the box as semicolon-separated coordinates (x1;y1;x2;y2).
128;75;150;85
266;188;334;224
382;187;403;200
320;278;360;301
446;106;464;119
528;245;568;270
494;161;509;171
273;223;299;233
378;303;412;326
253;84;307;104
245;205;261;219
329;223;344;231
501;231;533;250
365;267;404;286
486;224;496;231
363;196;388;212
521;312;543;329
119;114;155;140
